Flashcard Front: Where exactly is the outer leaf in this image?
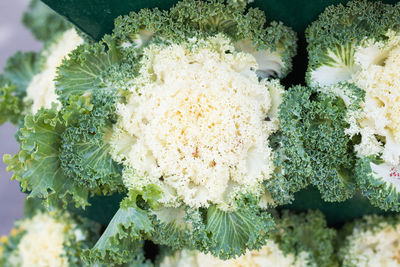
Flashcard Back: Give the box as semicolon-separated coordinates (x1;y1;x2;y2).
356;156;400;212
87;192;154;265
3;51;39;97
22;0;71;42
3;107;88;208
149;207;194;251
60;94;123;194
56;39;125;197
188;196;275;260
0;78;23;125
267;131;310;205
277;85;357;202
55;42;119;103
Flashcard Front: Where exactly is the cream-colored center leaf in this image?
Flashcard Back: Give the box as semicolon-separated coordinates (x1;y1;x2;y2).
111;35;279;208
354;43;400;165
25;28;84;113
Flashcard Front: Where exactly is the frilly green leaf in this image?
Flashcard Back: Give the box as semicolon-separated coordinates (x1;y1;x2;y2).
55;42;120;104
86;192;154;265
3;51;39;97
356;156;400;212
3;106;89;208
277;85;357;202
0;77;23;125
188;196;275;260
272;210;338;267
59;94;124;194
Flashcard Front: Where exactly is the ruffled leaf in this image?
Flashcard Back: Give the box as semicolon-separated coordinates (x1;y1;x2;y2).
3;51;39;97
149;207;194;250
3;106;88;208
60;94;123;194
187;196;275;260
277;85;357;202
0;77;23;125
272;210;338;267
55;42;120;103
356;156;400;212
86;191;154;265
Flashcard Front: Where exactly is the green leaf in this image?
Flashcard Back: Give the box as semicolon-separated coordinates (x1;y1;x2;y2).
356;156;400;212
149;207;194;250
186;196;275;260
3;51;39;97
23;0;71;42
0;78;23;125
3;106;89;208
277;85;357;202
62;139;122;189
87;195;153;265
59;94;123;194
272;210;338;267
55;42;119;103
205;205;274;259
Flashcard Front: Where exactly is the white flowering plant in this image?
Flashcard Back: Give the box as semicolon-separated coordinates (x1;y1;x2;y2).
0;206;101;267
2;0;400;266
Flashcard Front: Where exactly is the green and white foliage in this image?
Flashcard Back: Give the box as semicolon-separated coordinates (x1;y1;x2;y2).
0;29;84;125
306;0;400;210
0;0;84;125
306;0;400;87
3;13;125;208
25;28;84;114
33;0;301;263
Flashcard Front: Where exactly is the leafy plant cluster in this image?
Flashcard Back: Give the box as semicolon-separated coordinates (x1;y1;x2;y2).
1;0;400;266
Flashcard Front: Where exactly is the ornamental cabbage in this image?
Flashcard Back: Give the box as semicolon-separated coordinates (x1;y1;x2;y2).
110;35;279;210
20;0;299;263
306;0;400;209
0;210;100;267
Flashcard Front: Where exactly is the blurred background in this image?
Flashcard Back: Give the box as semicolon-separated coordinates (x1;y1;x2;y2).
0;0;42;235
